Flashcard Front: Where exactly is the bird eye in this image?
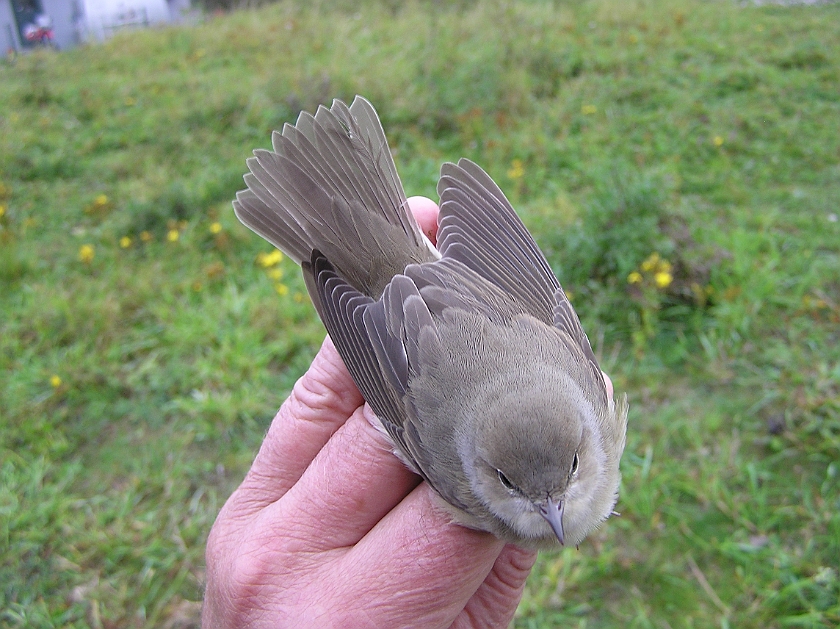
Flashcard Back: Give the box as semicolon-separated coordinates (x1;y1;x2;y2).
497;470;516;492
571;452;579;475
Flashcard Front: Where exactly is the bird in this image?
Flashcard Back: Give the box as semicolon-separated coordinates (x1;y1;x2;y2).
233;95;628;548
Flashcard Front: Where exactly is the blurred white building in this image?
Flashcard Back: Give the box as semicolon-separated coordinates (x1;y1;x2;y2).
2;0;192;51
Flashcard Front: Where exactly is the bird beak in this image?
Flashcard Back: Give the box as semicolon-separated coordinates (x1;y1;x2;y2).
538;497;565;545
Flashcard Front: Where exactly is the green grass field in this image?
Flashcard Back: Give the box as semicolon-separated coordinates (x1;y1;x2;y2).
1;0;838;626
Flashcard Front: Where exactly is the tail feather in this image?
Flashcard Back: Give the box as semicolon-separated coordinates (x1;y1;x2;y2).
234;96;435;297
233;188;311;264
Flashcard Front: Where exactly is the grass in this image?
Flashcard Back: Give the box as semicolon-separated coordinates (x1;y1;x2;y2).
1;0;838;627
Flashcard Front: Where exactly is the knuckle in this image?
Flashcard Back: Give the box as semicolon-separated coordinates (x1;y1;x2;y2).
289;363;348;417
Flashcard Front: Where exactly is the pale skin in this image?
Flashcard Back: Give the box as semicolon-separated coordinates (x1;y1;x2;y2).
202;196;615;629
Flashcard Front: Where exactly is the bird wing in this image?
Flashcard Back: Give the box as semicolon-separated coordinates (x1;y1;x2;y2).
551;287;609;406
436;159;560;323
436;158;608;405
305;252;451;489
305;254;406;429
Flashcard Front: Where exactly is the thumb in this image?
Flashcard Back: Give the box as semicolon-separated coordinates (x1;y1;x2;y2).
407;195;439;244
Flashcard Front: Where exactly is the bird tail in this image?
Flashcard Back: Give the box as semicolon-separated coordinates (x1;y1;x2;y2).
233;96;435;298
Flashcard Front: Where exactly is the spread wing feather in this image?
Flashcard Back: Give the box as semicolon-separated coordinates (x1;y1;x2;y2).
552;287;607;404
307;254;405;432
437;159;560;322
308;252;445;484
435;158;606;400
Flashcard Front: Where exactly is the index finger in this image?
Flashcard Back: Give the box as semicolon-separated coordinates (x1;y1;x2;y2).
225;336;364;519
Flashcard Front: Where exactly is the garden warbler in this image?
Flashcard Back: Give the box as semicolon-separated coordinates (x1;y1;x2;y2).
233;96;628;548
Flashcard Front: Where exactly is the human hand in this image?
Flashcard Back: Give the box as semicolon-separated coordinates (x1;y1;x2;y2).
202;197;539;629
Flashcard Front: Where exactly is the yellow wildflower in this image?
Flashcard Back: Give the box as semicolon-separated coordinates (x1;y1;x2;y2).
140;231;153;242
294;292;305;303
50;375;62;388
276;283;289;296
209;222;222;234
258;250;283;268
641;253;660;272
654;271;673;288
79;244;94;263
0;205;5;218
167;229;180;242
95;194;108;206
581;104;597;115
627;271;643;284
268;268;284;280
713;135;724;147
507;159;525;180
119;236;132;248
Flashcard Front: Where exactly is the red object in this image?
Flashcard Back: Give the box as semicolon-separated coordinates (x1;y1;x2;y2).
23;23;54;46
